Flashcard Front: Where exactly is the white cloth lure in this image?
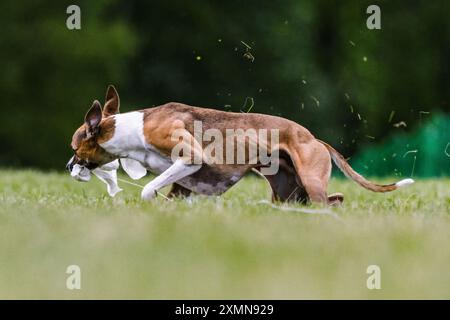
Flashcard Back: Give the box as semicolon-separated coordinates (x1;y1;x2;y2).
70;163;91;182
70;159;146;197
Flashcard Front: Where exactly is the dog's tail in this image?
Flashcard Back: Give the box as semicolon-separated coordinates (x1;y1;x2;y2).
317;139;414;192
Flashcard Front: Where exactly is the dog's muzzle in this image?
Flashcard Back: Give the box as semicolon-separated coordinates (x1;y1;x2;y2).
67;155;99;171
66;157;122;197
66;156;92;182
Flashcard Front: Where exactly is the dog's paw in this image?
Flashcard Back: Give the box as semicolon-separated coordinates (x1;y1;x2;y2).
328;193;344;206
141;187;157;201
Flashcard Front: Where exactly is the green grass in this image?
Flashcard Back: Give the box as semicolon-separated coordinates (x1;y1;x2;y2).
0;169;449;299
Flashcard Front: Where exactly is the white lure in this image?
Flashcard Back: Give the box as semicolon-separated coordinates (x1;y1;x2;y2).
70;159;147;197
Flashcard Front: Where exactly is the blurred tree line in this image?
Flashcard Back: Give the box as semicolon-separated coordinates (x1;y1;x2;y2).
0;0;448;175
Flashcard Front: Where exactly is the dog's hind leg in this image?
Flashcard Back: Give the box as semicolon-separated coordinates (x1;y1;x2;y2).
167;183;192;198
141;159;201;201
288;140;332;204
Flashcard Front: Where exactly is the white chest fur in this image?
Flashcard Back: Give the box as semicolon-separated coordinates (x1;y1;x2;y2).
99;111;172;174
100;112;145;155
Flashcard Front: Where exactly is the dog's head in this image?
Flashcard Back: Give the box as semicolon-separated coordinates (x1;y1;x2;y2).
66;85;120;181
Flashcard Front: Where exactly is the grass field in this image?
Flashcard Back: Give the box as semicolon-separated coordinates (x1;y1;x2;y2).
0;169;449;299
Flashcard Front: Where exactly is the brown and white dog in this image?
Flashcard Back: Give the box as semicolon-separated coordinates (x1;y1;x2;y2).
67;85;414;205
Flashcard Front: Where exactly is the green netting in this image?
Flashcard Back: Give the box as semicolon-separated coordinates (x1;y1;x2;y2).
347;114;449;178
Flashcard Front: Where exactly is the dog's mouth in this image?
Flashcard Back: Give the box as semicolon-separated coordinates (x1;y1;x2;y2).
66;155;101;182
66;159;123;197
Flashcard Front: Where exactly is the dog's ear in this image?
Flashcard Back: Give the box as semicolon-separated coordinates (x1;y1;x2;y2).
85;100;103;138
103;85;120;117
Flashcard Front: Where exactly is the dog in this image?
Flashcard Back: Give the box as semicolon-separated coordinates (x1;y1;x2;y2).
67;85;414;205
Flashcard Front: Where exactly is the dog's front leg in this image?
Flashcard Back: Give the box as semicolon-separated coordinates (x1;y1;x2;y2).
141;159;200;201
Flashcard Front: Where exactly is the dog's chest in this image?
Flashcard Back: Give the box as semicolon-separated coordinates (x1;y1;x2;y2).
100;111;173;174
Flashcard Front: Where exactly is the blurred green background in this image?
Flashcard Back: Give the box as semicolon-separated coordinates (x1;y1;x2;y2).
0;0;448;175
